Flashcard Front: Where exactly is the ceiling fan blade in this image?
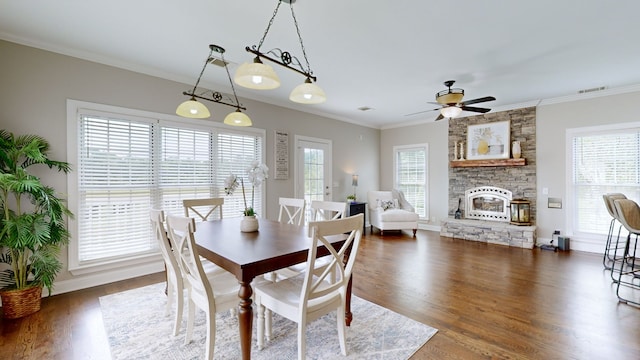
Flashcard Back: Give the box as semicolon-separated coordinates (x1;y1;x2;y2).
404;107;441;117
435;113;445;121
460;96;496;106
461;106;491;113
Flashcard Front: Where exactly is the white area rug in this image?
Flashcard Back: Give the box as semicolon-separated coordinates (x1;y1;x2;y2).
99;283;437;359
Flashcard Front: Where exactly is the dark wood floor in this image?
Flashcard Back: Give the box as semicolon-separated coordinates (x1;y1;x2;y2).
1;229;639;359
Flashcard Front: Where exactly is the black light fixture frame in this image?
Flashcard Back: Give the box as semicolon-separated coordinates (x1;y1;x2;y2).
245;0;318;83
182;44;246;111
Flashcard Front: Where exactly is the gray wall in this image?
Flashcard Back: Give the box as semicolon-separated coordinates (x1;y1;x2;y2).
380;120;449;226
536;90;640;252
0;39;379;292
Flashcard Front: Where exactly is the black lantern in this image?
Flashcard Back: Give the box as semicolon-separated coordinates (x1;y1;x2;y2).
510;198;531;225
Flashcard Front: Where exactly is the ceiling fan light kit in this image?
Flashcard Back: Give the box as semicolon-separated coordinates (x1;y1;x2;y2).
177;44;252;126
436;81;464;105
235;0;326;104
440;106;462;118
433;80;496;121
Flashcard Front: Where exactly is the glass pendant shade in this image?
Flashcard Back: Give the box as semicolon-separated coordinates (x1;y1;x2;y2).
289;79;326;104
176;99;211;118
234;58;281;90
223;110;252;127
441;106;462;118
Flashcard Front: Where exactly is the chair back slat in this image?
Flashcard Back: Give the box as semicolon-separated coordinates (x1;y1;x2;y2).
151;209;182;282
278;197;306;226
310;200;347;221
183;198;224;222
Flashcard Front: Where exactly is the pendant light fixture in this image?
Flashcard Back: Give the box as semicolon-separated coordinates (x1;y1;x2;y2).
177;44;252;126
235;0;326;104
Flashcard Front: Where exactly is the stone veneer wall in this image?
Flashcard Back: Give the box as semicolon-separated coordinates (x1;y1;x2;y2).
448;107;537;222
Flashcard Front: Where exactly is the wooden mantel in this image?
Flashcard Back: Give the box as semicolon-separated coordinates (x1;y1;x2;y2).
450;158;526;168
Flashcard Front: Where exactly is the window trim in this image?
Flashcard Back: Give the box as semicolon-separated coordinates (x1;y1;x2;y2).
392;143;429;219
66;99;266;274
565;120;640;242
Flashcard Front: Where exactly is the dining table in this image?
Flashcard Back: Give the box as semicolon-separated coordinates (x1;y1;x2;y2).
194;216;353;360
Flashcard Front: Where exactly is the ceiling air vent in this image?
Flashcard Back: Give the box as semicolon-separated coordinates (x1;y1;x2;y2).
578;86;606;94
357;106;374;112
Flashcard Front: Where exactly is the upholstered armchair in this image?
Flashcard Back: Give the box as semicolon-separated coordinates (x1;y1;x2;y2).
367;190;419;236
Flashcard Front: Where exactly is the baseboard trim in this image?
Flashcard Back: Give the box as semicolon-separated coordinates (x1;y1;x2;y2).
50;261;164;296
420;223;441;232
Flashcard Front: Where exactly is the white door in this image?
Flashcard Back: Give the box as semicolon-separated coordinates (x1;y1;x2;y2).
295;136;332;221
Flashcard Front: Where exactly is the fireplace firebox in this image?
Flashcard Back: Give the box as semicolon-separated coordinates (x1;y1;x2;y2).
464;186;512;222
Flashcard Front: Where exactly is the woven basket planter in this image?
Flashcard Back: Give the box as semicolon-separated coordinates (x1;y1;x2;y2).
0;285;43;319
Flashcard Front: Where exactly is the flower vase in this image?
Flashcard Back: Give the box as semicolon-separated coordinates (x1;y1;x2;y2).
240;215;259;232
512;141;521;159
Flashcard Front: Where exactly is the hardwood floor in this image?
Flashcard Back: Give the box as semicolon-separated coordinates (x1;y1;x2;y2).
1;229;638;359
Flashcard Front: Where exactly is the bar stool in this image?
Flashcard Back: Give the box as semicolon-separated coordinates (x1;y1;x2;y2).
612;199;640;306
602;193;627;270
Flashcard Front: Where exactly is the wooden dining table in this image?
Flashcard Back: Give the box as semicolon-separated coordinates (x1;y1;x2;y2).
194;217;352;360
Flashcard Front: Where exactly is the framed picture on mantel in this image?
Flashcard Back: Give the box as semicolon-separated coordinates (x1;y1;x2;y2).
466;120;510;160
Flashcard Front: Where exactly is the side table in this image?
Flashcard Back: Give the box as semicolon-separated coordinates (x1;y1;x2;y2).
347;201;366;233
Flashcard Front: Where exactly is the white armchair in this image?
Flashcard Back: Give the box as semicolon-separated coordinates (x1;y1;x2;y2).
368;190;418;236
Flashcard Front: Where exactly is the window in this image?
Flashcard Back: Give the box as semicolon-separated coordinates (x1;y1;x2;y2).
568;123;640;237
67;100;265;271
393;144;428;218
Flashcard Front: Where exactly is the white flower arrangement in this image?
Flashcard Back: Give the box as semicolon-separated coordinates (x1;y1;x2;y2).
224;160;269;216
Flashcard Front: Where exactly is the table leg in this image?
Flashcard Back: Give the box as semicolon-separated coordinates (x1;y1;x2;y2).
346;274;353;326
238;281;253;360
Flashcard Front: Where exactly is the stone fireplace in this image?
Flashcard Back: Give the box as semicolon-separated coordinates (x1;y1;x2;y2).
440;107;538;249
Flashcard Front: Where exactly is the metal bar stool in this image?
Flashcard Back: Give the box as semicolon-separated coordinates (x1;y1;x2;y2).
612;199;640;306
602;193;627;270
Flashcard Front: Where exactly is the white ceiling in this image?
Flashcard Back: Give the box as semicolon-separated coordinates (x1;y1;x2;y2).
2;1;640;129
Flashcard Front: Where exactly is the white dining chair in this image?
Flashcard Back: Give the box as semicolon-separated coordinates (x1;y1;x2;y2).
151;209;229;337
183;198;224;222
150;209;184;335
310;200;347;221
278;197;306;225
264;198;308;283
255;213;364;360
165;215;239;360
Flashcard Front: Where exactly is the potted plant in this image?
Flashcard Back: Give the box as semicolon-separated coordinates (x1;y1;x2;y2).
0;130;72;318
224;161;269;232
346;194;356;203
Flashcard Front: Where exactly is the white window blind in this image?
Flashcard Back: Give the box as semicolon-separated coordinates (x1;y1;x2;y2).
571;128;640;236
216;131;264;217
78;115;155;262
74;106;265;267
159;126;214;217
394;144;428;218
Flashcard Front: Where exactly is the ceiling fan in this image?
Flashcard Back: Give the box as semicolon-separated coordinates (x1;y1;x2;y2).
405;80;496;120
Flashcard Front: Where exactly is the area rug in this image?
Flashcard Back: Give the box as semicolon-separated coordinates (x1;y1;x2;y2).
99;283;437;359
